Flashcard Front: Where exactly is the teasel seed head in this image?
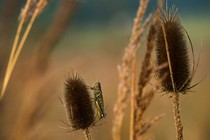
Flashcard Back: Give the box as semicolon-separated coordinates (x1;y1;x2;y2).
64;74;95;130
155;6;191;93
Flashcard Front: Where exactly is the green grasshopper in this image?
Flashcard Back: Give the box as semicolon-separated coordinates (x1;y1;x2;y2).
90;82;107;120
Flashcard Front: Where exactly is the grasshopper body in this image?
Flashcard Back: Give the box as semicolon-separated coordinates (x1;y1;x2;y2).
91;82;106;119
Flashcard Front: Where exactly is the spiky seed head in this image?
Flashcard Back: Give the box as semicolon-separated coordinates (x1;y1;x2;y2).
155;7;191;93
64;74;95;130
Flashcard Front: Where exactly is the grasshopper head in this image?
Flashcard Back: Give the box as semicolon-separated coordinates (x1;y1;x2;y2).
93;82;101;90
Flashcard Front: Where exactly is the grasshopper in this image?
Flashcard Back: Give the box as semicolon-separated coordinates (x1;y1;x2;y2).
90;82;107;120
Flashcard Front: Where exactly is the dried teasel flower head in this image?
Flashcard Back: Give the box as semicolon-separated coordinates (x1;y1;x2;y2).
64;74;95;130
155;6;194;93
20;0;49;22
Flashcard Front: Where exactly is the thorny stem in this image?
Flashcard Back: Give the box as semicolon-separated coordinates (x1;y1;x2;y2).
172;93;183;140
84;128;92;140
161;17;184;140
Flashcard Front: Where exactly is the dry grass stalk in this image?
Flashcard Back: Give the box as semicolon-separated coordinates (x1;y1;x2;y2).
129;16;152;139
133;21;158;140
131;1;164;138
34;0;78;73
10;76;53;140
133;67;167;140
0;0;20;70
8;47;58;139
130;55;137;140
112;0;150;139
8;15;68;138
0;0;24;47
0;0;48;100
19;0;48;22
1;1;77;139
130;0;164;139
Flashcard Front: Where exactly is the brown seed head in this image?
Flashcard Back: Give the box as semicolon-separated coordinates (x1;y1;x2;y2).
64;74;95;130
155;7;191;93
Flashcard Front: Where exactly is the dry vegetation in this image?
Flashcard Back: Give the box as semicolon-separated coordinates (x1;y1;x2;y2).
0;0;208;140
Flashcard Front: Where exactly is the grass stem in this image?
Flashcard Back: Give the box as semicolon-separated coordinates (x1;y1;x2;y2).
0;0;44;99
130;58;136;140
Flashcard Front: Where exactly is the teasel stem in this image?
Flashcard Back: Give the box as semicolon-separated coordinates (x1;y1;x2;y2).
172;93;183;140
161;22;183;140
84;128;92;140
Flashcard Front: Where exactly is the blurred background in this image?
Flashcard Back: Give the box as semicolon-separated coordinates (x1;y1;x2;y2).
0;0;209;140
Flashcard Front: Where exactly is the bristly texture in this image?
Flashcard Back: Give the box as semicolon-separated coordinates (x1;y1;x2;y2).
156;7;190;93
64;75;95;130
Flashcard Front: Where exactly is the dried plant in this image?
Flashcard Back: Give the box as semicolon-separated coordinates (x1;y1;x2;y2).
8;45;57;140
0;0;203;140
156;7;190;93
63;74;95;140
1;0;49;99
19;0;49;22
34;0;78;73
112;0;150;139
0;1;79;139
111;0;169;139
10;77;53;140
131;17;160;140
155;6;197;140
0;0;20;70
